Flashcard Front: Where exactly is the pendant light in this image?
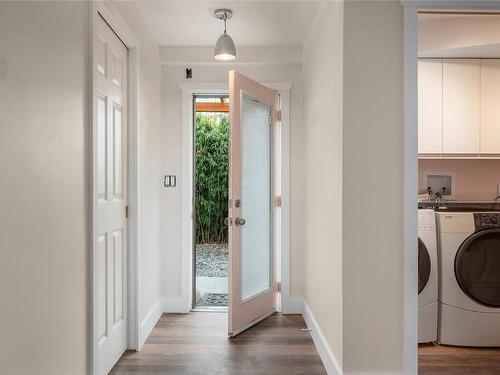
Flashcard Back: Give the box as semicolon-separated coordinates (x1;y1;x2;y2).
214;9;236;61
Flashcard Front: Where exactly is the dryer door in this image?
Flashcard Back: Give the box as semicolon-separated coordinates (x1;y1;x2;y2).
418;237;431;294
455;228;500;307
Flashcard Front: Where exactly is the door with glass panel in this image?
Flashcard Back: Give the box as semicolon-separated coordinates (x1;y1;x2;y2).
228;71;278;336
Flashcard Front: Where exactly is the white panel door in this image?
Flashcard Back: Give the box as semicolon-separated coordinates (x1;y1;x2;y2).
480;59;500;154
95;15;128;375
442;59;480;154
418;59;443;154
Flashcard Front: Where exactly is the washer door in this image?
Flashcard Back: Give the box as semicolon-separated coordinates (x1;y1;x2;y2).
455;228;500;307
418;237;431;294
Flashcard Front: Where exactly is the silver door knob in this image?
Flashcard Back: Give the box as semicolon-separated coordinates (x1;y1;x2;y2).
224;218;232;226
235;217;246;226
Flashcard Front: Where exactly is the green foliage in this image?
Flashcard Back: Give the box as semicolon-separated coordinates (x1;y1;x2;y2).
195;113;229;244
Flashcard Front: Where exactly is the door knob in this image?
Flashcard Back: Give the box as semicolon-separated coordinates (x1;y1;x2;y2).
235;217;246;226
224;218;233;226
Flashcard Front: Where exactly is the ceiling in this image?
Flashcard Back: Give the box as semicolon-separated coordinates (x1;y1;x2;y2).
419;13;500;58
134;1;321;46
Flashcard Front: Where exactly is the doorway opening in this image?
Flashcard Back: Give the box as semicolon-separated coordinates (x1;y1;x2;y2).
192;95;230;310
409;5;500;374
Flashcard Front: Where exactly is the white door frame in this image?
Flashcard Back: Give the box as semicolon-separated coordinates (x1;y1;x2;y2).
90;3;140;374
402;1;500;373
177;82;298;314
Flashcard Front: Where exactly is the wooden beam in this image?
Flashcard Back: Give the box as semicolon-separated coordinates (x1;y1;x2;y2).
195;102;229;113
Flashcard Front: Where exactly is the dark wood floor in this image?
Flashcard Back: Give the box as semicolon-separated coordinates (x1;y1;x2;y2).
110;312;327;375
419;343;500;374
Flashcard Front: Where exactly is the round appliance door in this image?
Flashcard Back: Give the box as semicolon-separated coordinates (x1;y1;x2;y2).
418;237;431;294
455;228;500;307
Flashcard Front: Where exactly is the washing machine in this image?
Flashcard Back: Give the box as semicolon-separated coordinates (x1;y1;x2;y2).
437;211;500;346
418;209;438;343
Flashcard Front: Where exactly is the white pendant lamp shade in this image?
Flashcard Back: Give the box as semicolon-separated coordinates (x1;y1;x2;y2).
214;9;236;61
214;33;236;61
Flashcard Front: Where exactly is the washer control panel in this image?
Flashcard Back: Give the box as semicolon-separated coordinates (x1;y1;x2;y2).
418;210;435;230
474;213;500;230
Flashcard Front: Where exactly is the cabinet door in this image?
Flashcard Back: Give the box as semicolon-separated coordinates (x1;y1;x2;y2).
480;59;500;154
418;59;443;154
442;59;480;154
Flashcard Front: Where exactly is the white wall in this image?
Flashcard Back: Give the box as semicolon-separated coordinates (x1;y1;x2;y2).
301;2;344;372
342;1;405;373
161;62;304;303
112;2;164;347
0;3;165;373
0;2;90;374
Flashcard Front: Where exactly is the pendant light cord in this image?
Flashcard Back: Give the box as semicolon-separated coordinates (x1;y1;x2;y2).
223;13;227;34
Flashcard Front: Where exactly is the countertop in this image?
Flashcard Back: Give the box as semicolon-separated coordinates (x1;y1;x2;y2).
418;200;500;210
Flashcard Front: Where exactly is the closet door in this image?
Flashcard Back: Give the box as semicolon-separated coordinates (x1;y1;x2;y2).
442;59;480;154
480;59;500;154
95;14;129;375
418;59;443;154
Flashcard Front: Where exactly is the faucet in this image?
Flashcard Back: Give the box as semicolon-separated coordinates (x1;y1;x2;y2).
427;187;433;201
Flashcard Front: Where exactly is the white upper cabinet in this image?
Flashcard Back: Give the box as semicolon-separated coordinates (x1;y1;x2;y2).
418;59;443;154
480;59;500;154
442;59;480;154
418;58;500;157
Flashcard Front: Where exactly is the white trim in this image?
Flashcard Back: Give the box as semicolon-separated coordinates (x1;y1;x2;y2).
302;300;342;375
282;297;303;315
402;1;500;374
178;81;293;92
179;81;292;314
163;297;190;313
403;4;419;375
90;3;140;374
138;300;162;349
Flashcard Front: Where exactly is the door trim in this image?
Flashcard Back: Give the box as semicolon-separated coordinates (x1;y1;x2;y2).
178;82;294;314
90;3;140;374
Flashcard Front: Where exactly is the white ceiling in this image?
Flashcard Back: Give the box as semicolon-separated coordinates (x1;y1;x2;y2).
134;1;321;46
419;13;500;58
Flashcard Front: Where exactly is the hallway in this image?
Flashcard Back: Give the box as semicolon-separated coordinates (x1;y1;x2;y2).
110;313;327;375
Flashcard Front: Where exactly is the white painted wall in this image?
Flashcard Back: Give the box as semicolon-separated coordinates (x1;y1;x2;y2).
0;2;90;374
112;2;164;347
161;62;304;303
301;2;344;372
342;1;405;373
0;3;165;373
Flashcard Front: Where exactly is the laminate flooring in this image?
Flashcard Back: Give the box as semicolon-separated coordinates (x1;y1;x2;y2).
110;312;327;375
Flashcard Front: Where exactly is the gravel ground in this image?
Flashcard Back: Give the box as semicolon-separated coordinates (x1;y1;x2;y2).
196;243;228;277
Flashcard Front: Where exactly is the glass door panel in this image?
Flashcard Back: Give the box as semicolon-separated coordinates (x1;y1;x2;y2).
241;95;272;302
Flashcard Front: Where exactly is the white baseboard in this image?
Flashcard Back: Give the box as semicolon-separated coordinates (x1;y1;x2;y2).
302;300;342;375
162;297;190;313
138;299;163;349
282;296;303;314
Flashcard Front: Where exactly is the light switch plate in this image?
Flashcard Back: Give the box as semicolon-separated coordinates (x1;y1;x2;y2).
164;175;176;188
